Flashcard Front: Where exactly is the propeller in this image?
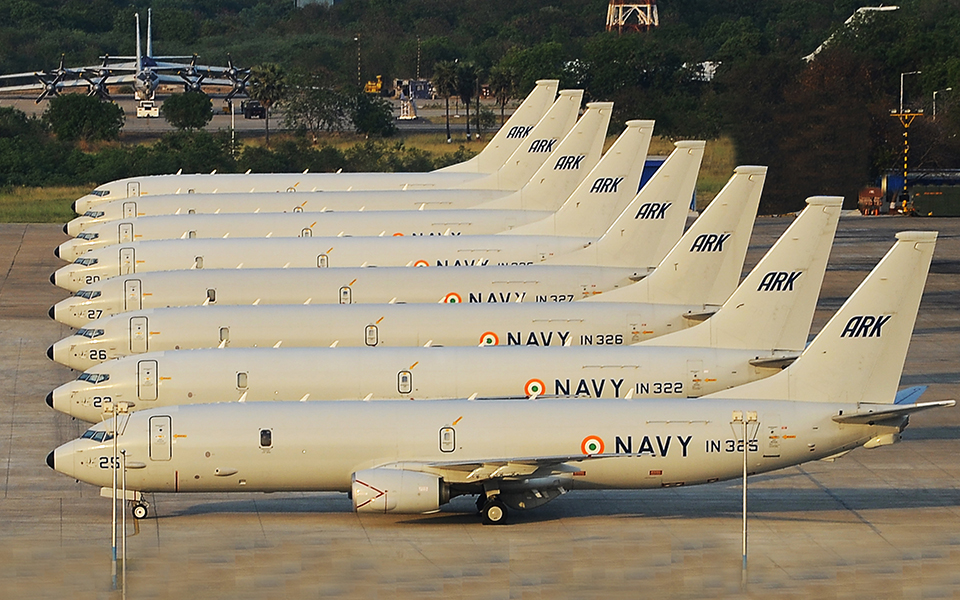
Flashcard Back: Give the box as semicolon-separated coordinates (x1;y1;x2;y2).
81;55;112;101
179;70;207;93
224;54;251;100
34;54;71;103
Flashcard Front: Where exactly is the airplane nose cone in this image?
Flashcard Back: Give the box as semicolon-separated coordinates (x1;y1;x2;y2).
63;223;69;235
46;451;55;470
46;391;54;408
71;200;77;213
54;245;60;259
48;305;56;320
49;272;57;285
46;345;54;361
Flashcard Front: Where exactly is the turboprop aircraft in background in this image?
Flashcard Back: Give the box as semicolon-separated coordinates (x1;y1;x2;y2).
58;110;645;262
51;136;704;293
46;232;950;524
51;157;756;328
71;80;561;215
66;88;582;235
49;196;839;372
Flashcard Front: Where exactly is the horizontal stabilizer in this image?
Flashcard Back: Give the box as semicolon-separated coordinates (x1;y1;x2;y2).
832;400;955;424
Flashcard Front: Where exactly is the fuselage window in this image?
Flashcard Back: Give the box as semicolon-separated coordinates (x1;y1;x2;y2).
76;290;102;299
83;211;105;218
76;328;105;339
260;429;272;448
78;373;110;384
75;257;99;266
77;232;99;240
398;370;412;394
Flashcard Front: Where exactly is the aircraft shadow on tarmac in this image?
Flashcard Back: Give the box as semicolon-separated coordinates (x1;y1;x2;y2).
160;474;960;526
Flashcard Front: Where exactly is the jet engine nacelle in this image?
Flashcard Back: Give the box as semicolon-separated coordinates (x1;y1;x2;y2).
351;468;447;514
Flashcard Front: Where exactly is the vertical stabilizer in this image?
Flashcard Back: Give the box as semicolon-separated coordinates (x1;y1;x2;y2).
706;231;936;404
482;101;613;213
459;90;583;191
587;165;765;305
556;141;704;270
503;119;654;236
135;13;142;73
436;80;559;174
647;196;841;350
146;8;153;59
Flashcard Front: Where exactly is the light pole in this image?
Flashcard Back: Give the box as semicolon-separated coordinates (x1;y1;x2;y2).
892;71;923;212
900;70;921;114
733;409;758;589
354;35;361;88
934;87;952;119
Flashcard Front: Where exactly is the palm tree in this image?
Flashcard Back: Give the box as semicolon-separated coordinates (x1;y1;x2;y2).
488;65;516;126
431;61;457;143
454;62;478;141
248;62;287;147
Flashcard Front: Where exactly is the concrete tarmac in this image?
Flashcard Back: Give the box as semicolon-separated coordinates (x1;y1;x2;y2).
1;215;958;598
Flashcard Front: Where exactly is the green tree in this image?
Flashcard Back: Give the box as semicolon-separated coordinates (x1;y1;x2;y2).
248;62;288;146
350;92;397;137
43;94;123;142
454;61;478;141
283;73;351;142
431;60;457;143
488;65;516;126
160;92;214;131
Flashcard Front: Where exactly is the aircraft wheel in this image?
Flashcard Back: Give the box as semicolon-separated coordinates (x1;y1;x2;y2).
481;498;507;525
132;503;149;520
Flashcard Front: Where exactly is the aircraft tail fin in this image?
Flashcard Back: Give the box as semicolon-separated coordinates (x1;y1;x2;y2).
436;79;559;174
706;231;936;404
458;90;583;191
648;196;841;351
555;141;704;269
485;102;613;214
146;8;153;59
135;13;143;73
506;119;654;236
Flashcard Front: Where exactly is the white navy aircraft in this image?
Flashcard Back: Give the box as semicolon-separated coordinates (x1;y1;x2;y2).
51;135;705;293
48;196;846;421
58;110;649;261
47;231;951;524
51;148;746;328
49;195;839;371
67;89;585;236
71;79;561;216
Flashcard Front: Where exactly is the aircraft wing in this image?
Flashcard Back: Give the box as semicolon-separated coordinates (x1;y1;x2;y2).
832;400;955;425
387;454;608;484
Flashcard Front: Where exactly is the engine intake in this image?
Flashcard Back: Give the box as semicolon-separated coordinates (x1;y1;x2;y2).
352;468;448;514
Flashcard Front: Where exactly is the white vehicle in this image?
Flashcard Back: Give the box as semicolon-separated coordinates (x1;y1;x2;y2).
47;233;949;524
72;80;561;215
58;114;652;261
52;138;707;293
49;196;840;371
48;199;847;421
135;100;160;118
50;163;759;329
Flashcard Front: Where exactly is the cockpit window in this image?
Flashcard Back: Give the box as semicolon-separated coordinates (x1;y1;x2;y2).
77;232;99;240
83;211;105;218
74;257;99;266
75;290;102;299
76;328;105;339
81;430;114;442
78;373;110;384
90;190;110;197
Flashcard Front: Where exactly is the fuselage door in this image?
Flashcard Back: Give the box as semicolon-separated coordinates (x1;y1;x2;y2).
138;359;158;401
317;254;329;268
149;415;171;461
301;228;312;237
126;181;141;198
122;201;137;219
119;247;135;275
762;415;781;458
123;279;142;311
339;286;352;305
118;222;133;243
130;316;148;353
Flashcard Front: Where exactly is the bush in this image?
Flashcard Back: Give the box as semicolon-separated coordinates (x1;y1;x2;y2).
43;94;124;141
160;92;214;130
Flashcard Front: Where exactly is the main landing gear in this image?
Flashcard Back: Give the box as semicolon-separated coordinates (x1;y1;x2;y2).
477;495;508;525
129;499;150;519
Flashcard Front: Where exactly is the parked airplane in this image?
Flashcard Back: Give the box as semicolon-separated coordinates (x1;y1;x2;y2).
51;136;703;293
0;9;237;102
51;160;757;328
58;109;643;262
71;80;561;215
47;233;949;524
49;196;839;371
48;193;832;417
66;87;581;235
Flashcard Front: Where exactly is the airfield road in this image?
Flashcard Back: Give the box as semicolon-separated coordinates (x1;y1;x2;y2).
0;95;489;138
1;215;959;598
